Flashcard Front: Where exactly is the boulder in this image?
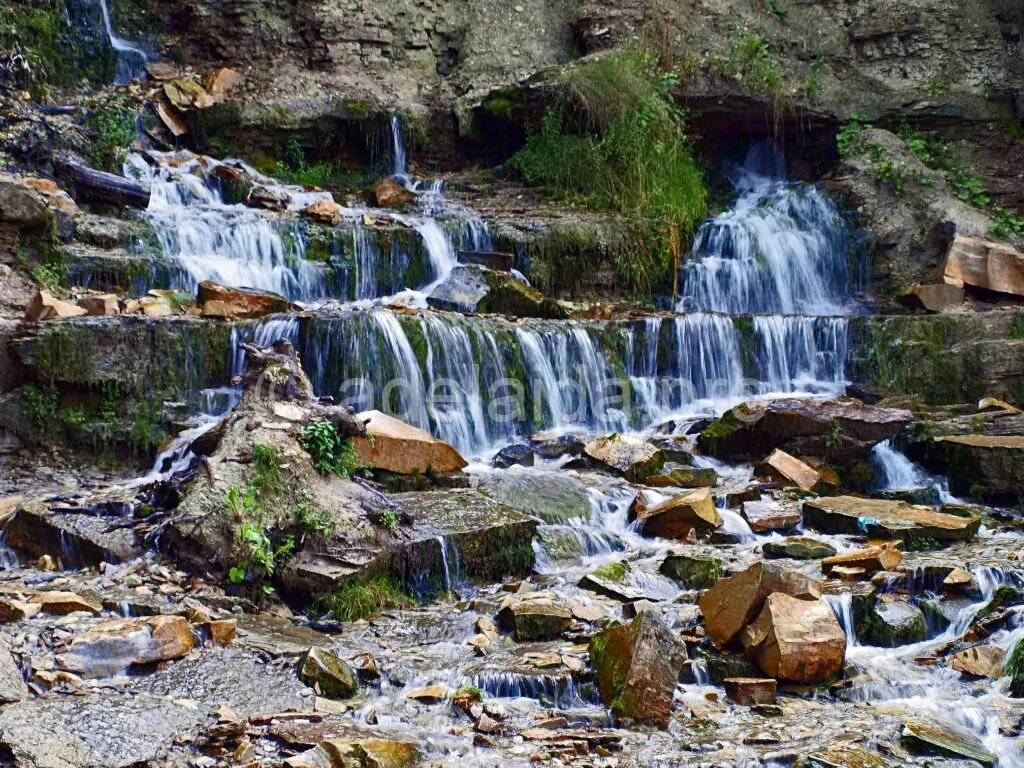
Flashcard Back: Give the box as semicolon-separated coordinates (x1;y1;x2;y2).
698;397;911;462
0;637;26;704
426;264;568;318
198;280;292;319
762;537;837;560
821;544;902;576
589;609;686;727
476;471;590;524
368;178;415;207
740;499;801;534
285;737;420;768
723;677;777;705
634;487;721;539
644;465;717;488
943;233;1024;297
578;561;659;602
659;552;722;589
929;434;1024;502
0;176;52;230
81;293;121;316
352;410;467;475
900;717;997;766
299;648;358;699
949;644;1005;678
802;496;980;541
65;615;195;677
496;593;571;640
30;591;101;616
755;449;820;491
699;562;822;648
202;67;244;100
492;443;534;468
858;599;927;647
24;290;87;321
739;594;846;683
406;684;448;703
796;744;891;768
585;433;663;482
898;283;965;312
302;199;344;226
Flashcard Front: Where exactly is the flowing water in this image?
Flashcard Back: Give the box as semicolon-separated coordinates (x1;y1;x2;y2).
97;0;147;84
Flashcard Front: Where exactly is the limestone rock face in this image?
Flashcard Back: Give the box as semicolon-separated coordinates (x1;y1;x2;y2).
634;487;721;540
699;397;911;462
699;562;822;648
589;609;686;727
585;434;663;482
739;594;846;683
427;264;568;318
929;434;1024;503
352;410;467;475
943;234;1024;297
899;283;964;312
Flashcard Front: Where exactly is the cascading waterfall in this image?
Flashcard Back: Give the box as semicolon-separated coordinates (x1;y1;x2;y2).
98;0;147;84
390;115;408;178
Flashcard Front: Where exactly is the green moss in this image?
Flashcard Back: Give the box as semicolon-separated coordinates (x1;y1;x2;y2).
1007;637;1024;697
591;560;630;583
976;585;1022;620
329;576;411;622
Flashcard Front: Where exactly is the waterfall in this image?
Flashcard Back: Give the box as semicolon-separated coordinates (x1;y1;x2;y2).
678;143;858;316
390;115;407;178
97;0;147;84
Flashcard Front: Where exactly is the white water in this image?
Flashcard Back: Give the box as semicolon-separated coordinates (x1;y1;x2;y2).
97;0;147;84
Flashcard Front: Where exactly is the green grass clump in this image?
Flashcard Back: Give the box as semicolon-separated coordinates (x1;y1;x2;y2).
508;51;707;293
22;383;59;433
87;109;137;172
252;443;283;494
275;137;343;188
330;577;410;622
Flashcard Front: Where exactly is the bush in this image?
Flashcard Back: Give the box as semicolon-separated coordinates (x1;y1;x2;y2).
299;419;360;477
275;137;342;188
88;109;137;172
509;51;707;293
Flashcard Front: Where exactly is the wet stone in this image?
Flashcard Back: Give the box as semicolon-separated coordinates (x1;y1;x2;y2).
300;647;359;699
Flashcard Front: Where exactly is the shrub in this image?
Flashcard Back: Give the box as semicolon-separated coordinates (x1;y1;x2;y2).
275;137;342;188
22;383;59;433
508;51;707;293
299;419;360;477
87;109;137;172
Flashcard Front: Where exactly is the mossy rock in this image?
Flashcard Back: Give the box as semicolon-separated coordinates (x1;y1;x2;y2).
858;600;927;647
658;552;721;589
299;647;358;699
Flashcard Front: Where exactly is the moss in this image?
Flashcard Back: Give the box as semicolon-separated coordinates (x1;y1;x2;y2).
591;560;630;583
1007;637;1024;697
976;585;1022;620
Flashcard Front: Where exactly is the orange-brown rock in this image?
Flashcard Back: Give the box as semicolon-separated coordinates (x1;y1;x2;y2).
203;67;244;100
198;280;292;319
739;594;846;683
29;591;101;616
80;293;121;316
67;615;196;676
821;543;902;575
24;290;87;321
584;433;663;482
899;283;965;312
949;644;1004;678
756;449;820;491
302;199;344;225
943;233;1024;297
352;410;467;475
699;562;822;648
367;178;415;208
724;677;777;705
634;487;721;540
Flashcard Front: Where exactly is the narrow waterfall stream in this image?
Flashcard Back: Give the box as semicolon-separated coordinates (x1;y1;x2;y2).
97;0;147;84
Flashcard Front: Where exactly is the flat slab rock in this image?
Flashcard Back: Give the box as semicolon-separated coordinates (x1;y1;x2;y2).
280;489;538;597
5;503;144;567
802;496;980;541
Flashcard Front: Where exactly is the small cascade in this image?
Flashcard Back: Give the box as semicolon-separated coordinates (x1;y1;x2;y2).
678;143;859;316
870;439;957;502
98;0;147;84
389;115;408;179
463;671;590;710
825;592;859;647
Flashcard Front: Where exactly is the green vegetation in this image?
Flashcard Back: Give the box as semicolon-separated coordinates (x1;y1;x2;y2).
509;51;707;293
714;34;783;96
765;0;788;22
841;120;1024;241
377;507;398;533
29;251;67;288
87;109;137;172
274;137;343;188
62;406;87;427
299;419;360;476
295;492;336;542
252;443;283;493
329;576;410;622
22;383;59;433
1010;315;1024;341
908;535;940;552
0;1;63;97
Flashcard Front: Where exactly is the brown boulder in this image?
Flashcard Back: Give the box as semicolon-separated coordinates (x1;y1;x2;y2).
803;496;981;541
302;199;344;225
368;178;415;208
943;233;1024;297
80;293;120;316
198;280;292;319
202;67;244;100
755;449;820;491
0;176;52;230
949;645;1004;678
822;544;902;576
589;609;686;727
724;677;777;705
930;434;1024;503
899;283;965;312
24;290;87;321
699;562;822;648
67;615;195;676
497;592;572;641
739;594;846;683
634;487;721;539
29;591;100;616
740;499;801;534
584;434;663;482
699;397;911;462
352;410;467;475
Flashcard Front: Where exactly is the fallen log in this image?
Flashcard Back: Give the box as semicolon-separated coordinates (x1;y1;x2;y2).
56;158;150;208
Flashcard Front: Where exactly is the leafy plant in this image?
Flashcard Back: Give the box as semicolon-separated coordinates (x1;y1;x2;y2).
87;109;137;172
329;576;410;622
378;508;398;533
299;419;360;476
508;51;707;293
991;205;1024;240
225;485;260;519
721;34;783;95
275;136;342;188
62;406;87;427
836;115;867;158
296;494;336;542
22;383;59;432
765;0;788;22
908;536;940;552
